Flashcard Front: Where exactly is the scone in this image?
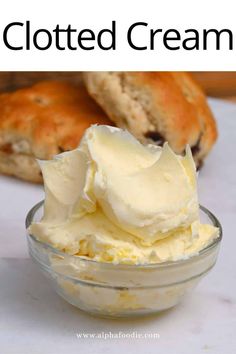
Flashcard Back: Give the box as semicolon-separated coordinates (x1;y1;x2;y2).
0;81;112;183
83;72;217;166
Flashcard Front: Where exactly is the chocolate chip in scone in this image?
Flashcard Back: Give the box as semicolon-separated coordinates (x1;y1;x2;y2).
33;96;49;106
58;146;71;153
191;138;201;156
58;146;65;153
191;143;200;156
144;131;165;145
1;143;13;154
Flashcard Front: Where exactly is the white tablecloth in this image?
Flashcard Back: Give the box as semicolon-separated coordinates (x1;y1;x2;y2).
0;99;235;354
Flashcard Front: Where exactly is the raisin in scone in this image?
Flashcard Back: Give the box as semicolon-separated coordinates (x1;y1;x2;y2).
83;72;217;167
0;81;112;183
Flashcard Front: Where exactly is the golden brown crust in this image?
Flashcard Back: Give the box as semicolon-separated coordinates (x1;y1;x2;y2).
0;81;112;182
83;72;217;166
170;72;217;162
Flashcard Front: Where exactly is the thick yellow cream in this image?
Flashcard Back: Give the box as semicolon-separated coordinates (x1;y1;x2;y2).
29;125;219;264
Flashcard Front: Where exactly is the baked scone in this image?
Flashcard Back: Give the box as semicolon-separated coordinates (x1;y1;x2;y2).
83;72;217;167
0;81;112;183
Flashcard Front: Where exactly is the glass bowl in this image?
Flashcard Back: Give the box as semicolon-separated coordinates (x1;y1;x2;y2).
26;202;222;318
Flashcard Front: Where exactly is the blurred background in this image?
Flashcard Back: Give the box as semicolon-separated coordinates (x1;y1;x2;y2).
1;72;236;101
192;72;236;101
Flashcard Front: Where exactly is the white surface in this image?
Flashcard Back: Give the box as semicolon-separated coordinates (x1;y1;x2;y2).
0;99;236;354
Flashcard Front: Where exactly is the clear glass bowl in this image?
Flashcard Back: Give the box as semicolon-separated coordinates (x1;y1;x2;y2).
26;202;222;318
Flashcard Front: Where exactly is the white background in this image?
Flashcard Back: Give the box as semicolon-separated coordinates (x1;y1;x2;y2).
0;0;236;70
